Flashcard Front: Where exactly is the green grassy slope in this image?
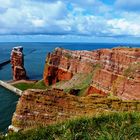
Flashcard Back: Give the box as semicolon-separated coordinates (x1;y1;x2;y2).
2;112;140;140
13;80;47;91
53;73;93;96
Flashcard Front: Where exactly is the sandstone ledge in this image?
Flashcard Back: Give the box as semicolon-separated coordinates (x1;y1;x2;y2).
11;89;140;131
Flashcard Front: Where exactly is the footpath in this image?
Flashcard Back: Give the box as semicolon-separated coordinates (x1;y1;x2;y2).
0;80;22;96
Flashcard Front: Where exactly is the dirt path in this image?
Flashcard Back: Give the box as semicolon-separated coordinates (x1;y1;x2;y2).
8;80;38;85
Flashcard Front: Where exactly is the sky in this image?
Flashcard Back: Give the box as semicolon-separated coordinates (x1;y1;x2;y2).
0;0;140;43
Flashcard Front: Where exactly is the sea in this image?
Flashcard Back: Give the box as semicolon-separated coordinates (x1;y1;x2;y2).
0;42;140;132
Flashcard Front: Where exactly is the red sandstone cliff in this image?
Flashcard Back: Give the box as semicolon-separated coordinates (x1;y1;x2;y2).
43;47;140;100
10;89;140;131
9;47;140;132
11;46;28;80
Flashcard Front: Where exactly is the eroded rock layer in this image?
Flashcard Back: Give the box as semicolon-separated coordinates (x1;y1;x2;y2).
44;47;140;100
11;47;28;80
10;89;140;131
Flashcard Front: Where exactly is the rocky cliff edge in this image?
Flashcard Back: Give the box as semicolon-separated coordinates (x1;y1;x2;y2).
43;47;140;100
10;89;140;131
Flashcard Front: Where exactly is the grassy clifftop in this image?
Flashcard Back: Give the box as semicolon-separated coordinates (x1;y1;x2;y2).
2;112;140;140
13;80;47;91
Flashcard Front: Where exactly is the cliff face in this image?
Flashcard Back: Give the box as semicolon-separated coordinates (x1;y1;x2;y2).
11;47;28;80
10;89;140;131
10;47;140;131
44;47;140;100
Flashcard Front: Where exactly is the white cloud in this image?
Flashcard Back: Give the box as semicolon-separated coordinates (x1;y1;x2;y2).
31;19;45;27
0;0;14;8
107;18;140;36
0;0;140;39
0;0;68;34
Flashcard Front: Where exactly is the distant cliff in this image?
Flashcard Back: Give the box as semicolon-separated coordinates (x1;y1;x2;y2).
44;47;140;100
11;47;28;80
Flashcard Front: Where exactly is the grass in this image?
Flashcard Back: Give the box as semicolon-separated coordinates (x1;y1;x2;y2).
64;53;72;59
53;63;102;96
65;63;102;96
13;80;47;91
13;83;34;91
66;73;93;96
54;73;93;96
1;112;140;140
33;80;47;89
123;62;140;79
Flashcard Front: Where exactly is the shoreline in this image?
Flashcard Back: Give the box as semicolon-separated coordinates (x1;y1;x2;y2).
8;79;38;85
7;79;47;91
0;80;23;96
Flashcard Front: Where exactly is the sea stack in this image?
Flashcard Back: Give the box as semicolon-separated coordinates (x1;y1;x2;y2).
11;46;28;80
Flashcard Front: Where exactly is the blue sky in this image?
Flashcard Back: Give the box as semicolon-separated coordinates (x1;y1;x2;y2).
0;0;140;43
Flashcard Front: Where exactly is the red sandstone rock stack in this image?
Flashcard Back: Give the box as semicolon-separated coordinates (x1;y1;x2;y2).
44;47;140;100
11;46;28;80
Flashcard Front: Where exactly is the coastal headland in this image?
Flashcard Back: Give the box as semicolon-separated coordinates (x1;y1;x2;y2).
6;46;140;133
44;47;140;100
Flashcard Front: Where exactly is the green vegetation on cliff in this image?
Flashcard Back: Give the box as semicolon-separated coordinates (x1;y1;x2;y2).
2;112;140;140
14;83;34;91
13;80;47;91
123;62;140;79
53;73;93;96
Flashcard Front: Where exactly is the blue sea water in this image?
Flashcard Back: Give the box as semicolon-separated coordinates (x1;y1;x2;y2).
0;42;140;132
0;87;18;132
